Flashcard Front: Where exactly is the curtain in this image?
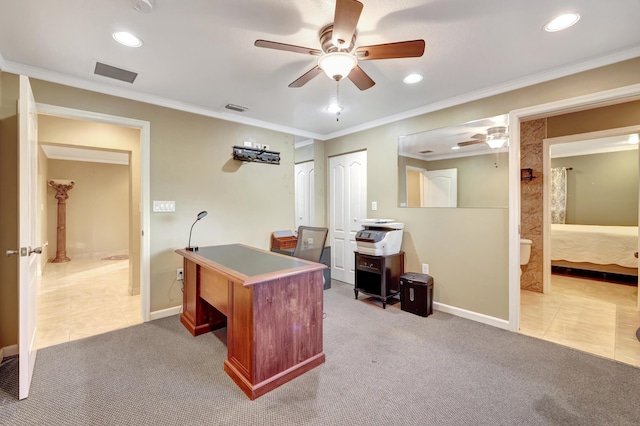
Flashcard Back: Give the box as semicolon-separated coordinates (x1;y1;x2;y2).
551;167;567;224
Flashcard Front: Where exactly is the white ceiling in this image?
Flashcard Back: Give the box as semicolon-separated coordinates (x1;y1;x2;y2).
399;114;509;160
1;0;639;140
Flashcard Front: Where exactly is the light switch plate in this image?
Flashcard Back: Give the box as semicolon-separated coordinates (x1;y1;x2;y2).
153;200;175;212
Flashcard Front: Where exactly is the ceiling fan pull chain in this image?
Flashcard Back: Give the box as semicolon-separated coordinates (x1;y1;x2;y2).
335;81;341;122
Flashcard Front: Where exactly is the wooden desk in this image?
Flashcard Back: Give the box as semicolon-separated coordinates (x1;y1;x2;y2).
175;244;326;400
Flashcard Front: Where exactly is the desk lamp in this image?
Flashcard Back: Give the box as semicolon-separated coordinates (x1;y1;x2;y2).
186;210;208;251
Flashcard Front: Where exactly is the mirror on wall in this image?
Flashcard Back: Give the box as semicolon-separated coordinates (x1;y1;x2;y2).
398;114;510;208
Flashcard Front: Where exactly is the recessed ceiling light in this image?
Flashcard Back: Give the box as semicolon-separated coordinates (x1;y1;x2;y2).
112;31;143;47
544;13;580;32
451;146;460;150
403;73;423;84
326;103;343;114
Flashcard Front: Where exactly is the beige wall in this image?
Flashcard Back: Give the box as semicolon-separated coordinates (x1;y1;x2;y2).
312;140;327;227
0;72;19;349
46;159;130;258
407;168;421;207
294;142;314;164
399;153;509;208
397;155;428;207
38;146;49;270
325;57;640;320
425;152;509;208
551;151;638;226
2;58;640;348
28;78;296;315
547;100;640;137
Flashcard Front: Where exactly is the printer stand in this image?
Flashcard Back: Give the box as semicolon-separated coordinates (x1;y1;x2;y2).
354;252;405;309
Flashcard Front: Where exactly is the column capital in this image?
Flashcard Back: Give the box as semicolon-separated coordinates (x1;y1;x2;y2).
48;179;75;202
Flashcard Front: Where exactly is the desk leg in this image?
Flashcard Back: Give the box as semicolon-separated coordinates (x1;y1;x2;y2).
180;259;219;336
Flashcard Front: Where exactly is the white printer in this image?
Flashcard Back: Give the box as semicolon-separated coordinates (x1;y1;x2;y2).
355;219;404;256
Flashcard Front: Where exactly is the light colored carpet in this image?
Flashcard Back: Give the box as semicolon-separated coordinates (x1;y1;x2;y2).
1;281;640;425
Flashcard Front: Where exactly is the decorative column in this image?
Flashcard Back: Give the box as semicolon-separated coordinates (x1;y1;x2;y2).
48;179;75;263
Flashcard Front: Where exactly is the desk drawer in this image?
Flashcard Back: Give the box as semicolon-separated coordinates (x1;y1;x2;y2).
199;267;229;317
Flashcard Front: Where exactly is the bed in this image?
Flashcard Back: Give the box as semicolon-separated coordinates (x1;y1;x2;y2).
550;224;639;277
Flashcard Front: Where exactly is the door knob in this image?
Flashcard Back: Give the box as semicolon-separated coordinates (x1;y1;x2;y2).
635;252;638;259
6;249;19;257
29;247;43;255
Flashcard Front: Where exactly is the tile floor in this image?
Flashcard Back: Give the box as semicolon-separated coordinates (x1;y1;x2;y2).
37;255;141;349
520;273;640;367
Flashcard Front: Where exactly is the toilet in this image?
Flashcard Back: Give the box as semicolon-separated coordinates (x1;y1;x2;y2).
520;238;532;276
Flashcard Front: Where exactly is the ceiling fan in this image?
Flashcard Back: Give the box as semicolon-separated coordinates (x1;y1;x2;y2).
458;126;509;149
254;0;425;91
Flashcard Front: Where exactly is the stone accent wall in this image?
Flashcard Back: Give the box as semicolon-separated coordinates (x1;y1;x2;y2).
520;119;546;292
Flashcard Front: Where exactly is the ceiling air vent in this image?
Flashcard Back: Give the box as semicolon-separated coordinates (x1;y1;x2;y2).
225;104;249;113
419;150;433;154
94;62;138;83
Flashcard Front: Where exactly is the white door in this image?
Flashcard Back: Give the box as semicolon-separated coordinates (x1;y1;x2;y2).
18;75;41;399
422;168;457;207
294;161;315;229
330;151;367;284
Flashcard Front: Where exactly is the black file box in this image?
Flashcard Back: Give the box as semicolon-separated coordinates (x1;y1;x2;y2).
400;273;433;317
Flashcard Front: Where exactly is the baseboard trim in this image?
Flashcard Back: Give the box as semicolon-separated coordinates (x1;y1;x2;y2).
1;344;19;358
149;305;181;321
433;302;510;330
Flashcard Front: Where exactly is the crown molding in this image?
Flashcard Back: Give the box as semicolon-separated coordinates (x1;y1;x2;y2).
323;46;640;141
1;59;323;140
2;45;639;142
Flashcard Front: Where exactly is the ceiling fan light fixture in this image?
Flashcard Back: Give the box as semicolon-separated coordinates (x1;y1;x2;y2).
326;103;343;113
485;126;508;149
112;31;142;47
486;138;507;149
403;73;423;84
318;52;358;81
544;13;580;32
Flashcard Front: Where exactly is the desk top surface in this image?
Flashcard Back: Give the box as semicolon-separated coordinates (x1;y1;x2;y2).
177;244;316;279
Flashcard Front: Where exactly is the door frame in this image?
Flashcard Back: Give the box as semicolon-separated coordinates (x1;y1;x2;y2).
542;125;640;295
36;103;151;321
507;82;640;331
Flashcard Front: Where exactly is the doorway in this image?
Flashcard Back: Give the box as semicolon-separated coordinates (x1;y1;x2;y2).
508;85;640;330
37;144;137;348
35;103;151;328
520;126;640;365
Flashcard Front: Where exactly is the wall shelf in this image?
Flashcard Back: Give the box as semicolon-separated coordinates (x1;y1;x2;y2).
232;146;280;165
520;168;536;181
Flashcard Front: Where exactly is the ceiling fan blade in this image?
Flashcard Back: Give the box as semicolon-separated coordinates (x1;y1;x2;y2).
255;40;322;56
356;40;426;61
333;0;363;47
457;140;486;147
289;66;323;88
470;133;487;140
348;65;375;91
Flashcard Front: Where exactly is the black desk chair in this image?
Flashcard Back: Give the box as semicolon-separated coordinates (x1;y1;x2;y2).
294;226;329;318
293;226;328;263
